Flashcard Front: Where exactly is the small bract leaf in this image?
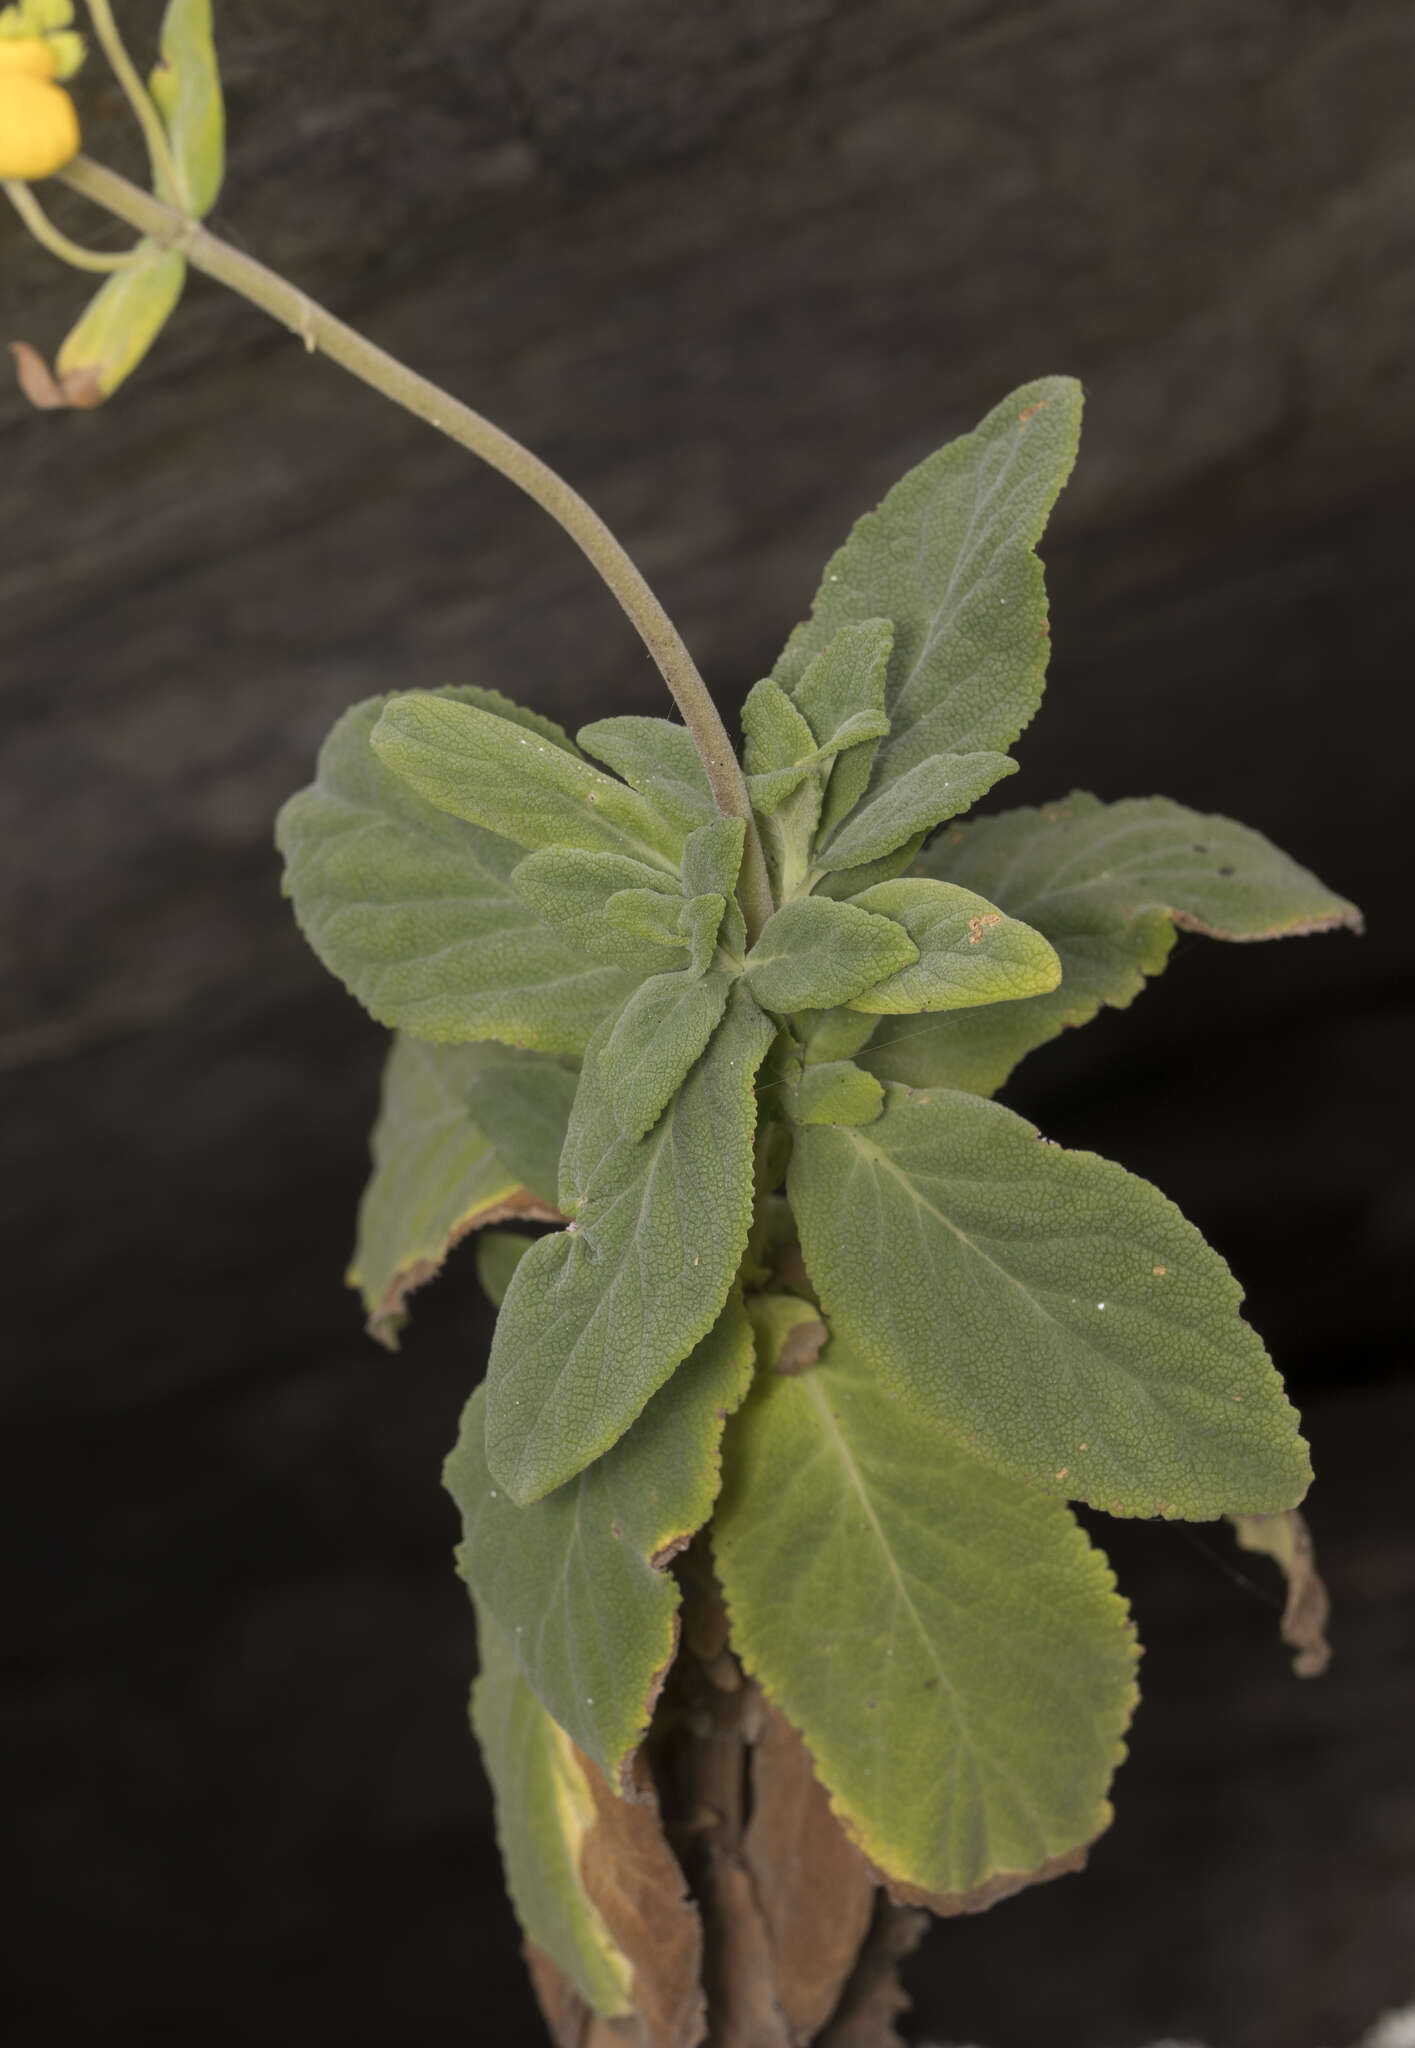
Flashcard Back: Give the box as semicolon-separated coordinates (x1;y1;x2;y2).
744;897;918;1014
789;1086;1313;1519
348;1034;560;1344
448;1294;754;1785
512;846;688;974
372;692;684;867
577;714;716;834
789;1059;885;1127
772;378;1083;790
743;676;819;779
747;1292;831;1375
797;1007;880;1066
486;985;776;1502
605;968;735;1142
868;793;1365;1094
714;1332;1139;1903
276;694;636;1052
149;0;224;215
463;1046;579;1207
845;877;1061;1015
50;239;186;407
471;1609;635;2019
814;750;1017;873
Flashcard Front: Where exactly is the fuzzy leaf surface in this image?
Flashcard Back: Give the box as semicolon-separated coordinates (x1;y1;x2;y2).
744;897;918;1014
276;693;634;1052
486;986;776;1502
789;1086;1312;1519
791;618;894;839
449;1296;754;1787
372;692;683;867
512;846;688;974
476;1230;537;1308
772;379;1082;791
463;1047;579;1208
605;969;735;1143
867;794;1364;1094
714;1333;1139;1902
790;1059;885;1127
471;1608;634;2018
845;878;1061;1015
577;714;716;834
814;750;1017;873
349;1034;555;1342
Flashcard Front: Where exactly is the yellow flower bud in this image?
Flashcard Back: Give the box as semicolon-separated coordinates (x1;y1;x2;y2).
0;38;80;179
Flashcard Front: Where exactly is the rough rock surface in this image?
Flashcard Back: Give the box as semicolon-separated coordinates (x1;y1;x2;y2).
2;3;1412;2044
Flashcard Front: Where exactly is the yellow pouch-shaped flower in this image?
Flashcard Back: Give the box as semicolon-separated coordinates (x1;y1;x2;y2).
0;37;80;180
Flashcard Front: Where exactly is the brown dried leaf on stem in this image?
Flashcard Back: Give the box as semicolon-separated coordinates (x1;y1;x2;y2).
1228;1507;1333;1677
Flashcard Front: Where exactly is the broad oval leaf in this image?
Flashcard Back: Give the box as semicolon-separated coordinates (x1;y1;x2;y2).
744;896;918;1014
714;1333;1139;1905
372;692;684;867
789;1058;885;1128
485;985;776;1503
349;1033;559;1344
845;877;1061;1015
867;793;1364;1094
276;692;636;1052
813;749;1017;873
772;379;1082;792
448;1295;754;1787
789;1086;1312;1519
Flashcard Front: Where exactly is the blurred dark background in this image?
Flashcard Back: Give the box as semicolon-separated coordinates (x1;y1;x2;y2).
2;2;1412;2043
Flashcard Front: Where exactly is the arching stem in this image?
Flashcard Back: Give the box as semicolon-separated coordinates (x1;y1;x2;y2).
54;152;775;941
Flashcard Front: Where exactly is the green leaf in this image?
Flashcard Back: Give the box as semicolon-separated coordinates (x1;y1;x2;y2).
789;1059;885;1127
791;618;894;839
577;715;716;834
772;379;1083;790
149;0;224;216
349;1034;559;1346
866;793;1365;1094
812;833;927;903
845;877;1061;1015
52;241;186;405
470;1608;635;2017
714;1333;1139;1905
511;846;688;974
797;1007;880;1065
789;1086;1312;1519
276;693;635;1053
681;816;746;902
742;677;818;779
448;1295;754;1787
743;896;918;1014
813;750;1017;873
372;692;684;867
476;1230;536;1308
463;1047;579;1207
604;969;735;1142
485;985;776;1503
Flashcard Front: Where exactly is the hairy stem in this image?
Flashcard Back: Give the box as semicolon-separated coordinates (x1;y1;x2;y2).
54;153;775;941
82;0;187;210
3;179;142;272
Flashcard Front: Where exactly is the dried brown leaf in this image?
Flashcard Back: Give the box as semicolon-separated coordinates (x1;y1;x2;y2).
743;1705;875;2041
703;1847;794;2048
367;1186;562;1346
578;1749;708;2048
1228;1507;1333;1677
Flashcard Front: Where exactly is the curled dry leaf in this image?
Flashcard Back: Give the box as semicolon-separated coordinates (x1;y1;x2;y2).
10;339;101;410
577;1750;708;2048
1228;1507;1333;1678
815;1896;928;2048
743;1704;876;2042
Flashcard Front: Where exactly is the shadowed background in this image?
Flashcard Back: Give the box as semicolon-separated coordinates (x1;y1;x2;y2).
2;1;1412;2042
